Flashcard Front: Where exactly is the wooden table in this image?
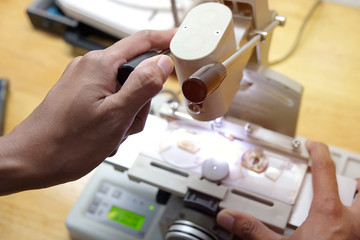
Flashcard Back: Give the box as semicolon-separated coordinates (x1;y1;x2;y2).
0;0;359;239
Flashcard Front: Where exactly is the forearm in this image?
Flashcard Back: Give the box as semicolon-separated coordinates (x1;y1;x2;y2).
0;116;61;195
0;130;38;195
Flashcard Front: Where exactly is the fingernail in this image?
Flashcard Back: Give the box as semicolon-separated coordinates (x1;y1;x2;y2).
157;55;174;79
218;213;235;231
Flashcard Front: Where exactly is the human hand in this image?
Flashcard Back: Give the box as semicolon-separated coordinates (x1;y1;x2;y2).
0;29;175;194
216;141;360;240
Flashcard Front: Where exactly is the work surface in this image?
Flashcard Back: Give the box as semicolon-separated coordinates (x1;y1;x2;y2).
0;0;359;239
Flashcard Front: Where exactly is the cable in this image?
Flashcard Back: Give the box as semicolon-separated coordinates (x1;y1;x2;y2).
269;0;323;66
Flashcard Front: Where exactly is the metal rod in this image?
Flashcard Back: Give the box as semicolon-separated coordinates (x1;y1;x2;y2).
222;34;261;69
170;0;180;27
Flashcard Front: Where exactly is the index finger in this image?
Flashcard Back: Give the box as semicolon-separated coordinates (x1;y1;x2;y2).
105;29;177;68
307;140;340;204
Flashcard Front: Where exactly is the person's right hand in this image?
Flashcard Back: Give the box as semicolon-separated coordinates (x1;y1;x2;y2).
217;141;360;240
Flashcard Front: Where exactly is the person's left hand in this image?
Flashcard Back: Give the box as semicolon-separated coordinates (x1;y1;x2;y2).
1;29;175;193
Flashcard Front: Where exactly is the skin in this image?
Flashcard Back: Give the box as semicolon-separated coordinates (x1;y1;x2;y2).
217;141;360;240
0;29;176;195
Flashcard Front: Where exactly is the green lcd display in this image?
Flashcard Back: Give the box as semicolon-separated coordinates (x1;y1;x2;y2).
107;206;145;231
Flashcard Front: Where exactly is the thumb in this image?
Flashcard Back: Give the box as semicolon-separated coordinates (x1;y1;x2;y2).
115;55;173;115
217;209;283;240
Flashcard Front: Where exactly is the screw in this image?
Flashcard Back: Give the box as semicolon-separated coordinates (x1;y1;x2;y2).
188;103;202;114
292;139;301;149
244;123;253;134
182;25;190;30
170;101;179;111
214;30;222;35
275;16;286;27
214;117;224;127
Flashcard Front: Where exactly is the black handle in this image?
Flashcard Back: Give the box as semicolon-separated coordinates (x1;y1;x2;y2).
117;49;173;85
117;51;159;85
